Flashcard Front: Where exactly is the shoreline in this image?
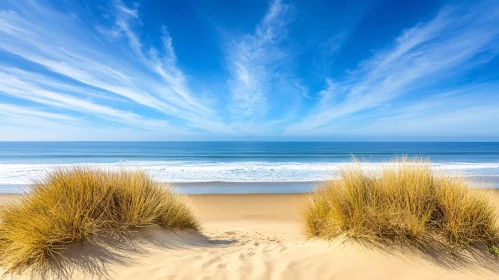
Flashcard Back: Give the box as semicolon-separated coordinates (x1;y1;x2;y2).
172;175;499;193
0;175;498;194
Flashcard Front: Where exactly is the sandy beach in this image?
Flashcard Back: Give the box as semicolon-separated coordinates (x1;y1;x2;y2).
1;192;498;280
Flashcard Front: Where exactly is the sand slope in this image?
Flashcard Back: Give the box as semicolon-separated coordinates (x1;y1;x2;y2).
1;193;499;279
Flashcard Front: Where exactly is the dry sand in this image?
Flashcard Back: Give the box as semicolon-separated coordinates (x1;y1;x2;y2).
1;192;499;279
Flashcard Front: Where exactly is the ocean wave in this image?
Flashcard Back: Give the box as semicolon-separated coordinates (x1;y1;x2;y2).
0;161;499;185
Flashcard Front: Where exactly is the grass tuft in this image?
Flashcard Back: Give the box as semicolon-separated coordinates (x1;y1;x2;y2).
303;157;499;253
0;167;200;273
491;245;499;256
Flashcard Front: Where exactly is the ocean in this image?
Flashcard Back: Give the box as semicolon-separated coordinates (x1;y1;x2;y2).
0;142;498;194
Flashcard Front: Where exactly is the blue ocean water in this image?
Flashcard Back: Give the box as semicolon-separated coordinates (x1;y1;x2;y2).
0;142;498;193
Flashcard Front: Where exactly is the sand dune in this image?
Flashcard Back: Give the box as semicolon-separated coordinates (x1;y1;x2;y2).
1;193;499;279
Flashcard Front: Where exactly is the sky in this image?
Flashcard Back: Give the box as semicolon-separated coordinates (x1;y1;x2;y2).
0;0;498;141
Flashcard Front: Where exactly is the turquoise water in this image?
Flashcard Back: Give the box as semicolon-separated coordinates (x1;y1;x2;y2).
0;142;498;193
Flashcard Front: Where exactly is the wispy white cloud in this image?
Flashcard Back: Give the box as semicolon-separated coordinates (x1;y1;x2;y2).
0;0;233;136
0;67;175;131
227;0;294;120
313;31;348;76
285;0;499;135
0;103;78;122
281;83;499;140
97;1;212;116
354;83;499;137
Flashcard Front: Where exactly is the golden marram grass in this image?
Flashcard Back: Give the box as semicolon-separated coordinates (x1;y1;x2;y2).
303;158;499;253
0;167;200;273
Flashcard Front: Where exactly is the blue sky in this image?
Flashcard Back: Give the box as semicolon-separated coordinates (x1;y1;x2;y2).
0;0;498;141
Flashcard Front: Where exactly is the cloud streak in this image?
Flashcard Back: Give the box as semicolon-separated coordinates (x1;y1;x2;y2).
0;0;231;136
285;0;499;136
227;0;294;120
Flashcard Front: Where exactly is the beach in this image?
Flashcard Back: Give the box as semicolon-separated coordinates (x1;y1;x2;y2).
1;192;498;279
1;142;499;279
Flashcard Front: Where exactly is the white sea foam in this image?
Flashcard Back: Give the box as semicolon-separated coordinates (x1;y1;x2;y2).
0;161;498;186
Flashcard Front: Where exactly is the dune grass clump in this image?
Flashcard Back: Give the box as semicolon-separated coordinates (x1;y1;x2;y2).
303;158;499;253
0;167;199;273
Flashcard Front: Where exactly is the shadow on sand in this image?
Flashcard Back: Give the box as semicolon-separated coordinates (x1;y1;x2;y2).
20;226;236;280
338;237;499;275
